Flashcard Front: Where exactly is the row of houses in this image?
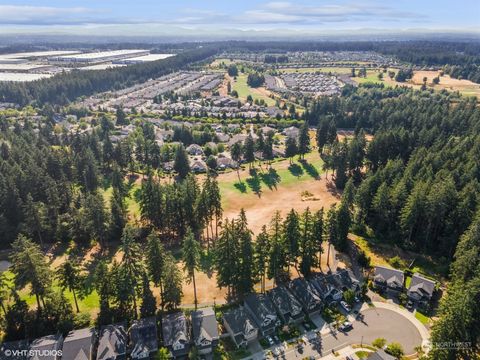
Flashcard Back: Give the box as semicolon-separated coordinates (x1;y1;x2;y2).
373;266;436;307
223;269;361;348
0;309;218;360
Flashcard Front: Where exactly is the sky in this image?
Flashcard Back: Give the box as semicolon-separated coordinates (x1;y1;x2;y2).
0;0;479;37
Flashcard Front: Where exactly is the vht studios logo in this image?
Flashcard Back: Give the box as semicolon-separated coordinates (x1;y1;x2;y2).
2;349;63;358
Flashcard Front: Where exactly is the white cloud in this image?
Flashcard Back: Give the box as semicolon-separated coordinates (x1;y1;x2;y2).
0;5;98;25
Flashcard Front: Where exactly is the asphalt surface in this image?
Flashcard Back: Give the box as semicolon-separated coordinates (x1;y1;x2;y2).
266;307;423;360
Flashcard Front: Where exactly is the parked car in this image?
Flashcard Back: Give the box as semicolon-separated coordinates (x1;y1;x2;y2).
406;300;414;310
273;335;280;343
354;296;361;303
340;301;351;312
266;335;274;346
339;321;353;332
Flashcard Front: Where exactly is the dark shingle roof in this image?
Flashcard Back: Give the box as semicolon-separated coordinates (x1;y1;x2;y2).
162;312;190;347
244;293;277;328
408;273;436;297
29;334;63;360
97;323;127;360
267;286;303;318
62;328;95;360
191;308;219;345
374;266;404;288
367;349;397;360
130;317;158;354
223;307;257;336
289;278;322;311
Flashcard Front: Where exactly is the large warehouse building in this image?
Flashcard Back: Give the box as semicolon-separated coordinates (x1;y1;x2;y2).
113;53;175;65
49;50;149;64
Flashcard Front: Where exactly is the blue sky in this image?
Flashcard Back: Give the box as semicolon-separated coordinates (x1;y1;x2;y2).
0;0;479;35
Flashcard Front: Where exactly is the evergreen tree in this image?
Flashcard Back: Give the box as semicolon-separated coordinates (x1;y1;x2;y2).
230;142;243;181
182;227;201;309
336;201;351;252
10;234;52;312
298;122;310;159
268;211;288;283
214;219;238;297
110;187;127;241
162;255;183;310
56;259;82;313
283;209;301;271
312;209;324;268
140;272;157;318
235;210;255;296
300;208;317;277
174;145;191;179
146;233;167;309
285;136;298;164
255;225;270;293
243;135;255;169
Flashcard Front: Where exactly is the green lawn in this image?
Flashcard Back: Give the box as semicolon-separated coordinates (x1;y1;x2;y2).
415;310;430;325
3;270;99;315
101;182;141;219
355;350;371;359
218;153;323;205
231;74;276;106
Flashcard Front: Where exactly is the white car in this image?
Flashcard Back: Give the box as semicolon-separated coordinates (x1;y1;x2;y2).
340;300;351;312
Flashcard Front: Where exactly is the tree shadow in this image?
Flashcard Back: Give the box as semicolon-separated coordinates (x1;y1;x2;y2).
288;163;304;177
260;168;281;190
246;175;262;197
234;182;247;193
300;160;320;180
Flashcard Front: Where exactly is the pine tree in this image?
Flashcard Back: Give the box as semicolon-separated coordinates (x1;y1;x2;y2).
268;211;287;283
56;259;82;313
300;208;317;277
146;233;167;309
285;136;298;164
255;225;270;293
283;209;301;271
117;226;144;319
110;187;126;241
162;255;183;310
174;145;191;179
312;209;324;268
182;228;201;309
325;205;337;269
231;142;243;181
243;135;255;169
10;234;52;312
298;122;310;159
140;272;157;318
235;210;255;296
336;201;351;252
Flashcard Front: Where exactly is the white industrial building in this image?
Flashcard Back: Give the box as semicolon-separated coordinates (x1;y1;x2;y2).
113;53;175;64
49;49;149;64
0;51;80;64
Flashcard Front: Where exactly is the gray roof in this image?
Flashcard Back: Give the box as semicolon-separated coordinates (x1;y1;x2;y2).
130;317;158;354
408;273;436;297
267;286;303;319
162;312;190;347
244;293;277;329
29;334;63;360
223;307;257;336
62;328;95;360
367;349;396;360
374;266;404;288
289;278;322;311
191;308;219;345
97;323;127;360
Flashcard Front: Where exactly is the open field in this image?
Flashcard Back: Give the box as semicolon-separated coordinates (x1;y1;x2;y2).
231;74;276;106
220;151;340;234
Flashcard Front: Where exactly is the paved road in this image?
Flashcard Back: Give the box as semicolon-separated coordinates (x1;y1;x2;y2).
260;307;423;360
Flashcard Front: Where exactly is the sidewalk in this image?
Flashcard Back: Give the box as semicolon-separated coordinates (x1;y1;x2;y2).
319;345;373;360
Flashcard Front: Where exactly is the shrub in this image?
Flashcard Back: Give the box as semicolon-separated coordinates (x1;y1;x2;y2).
357;250;371;268
385;342;404;359
372;337;387;348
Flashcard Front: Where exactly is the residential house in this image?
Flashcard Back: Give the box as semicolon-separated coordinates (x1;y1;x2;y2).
373;266;404;294
29;334;63;360
244;293;280;336
190;160;207;173
310;275;343;306
324;269;361;296
366;349;396;360
97;323;127;360
62;328;95;360
267;286;304;324
186;144;204;156
289;278;323;315
407;273;436;307
282;126;299;139
162;312;191;359
222;307;258;348
130;317;158;359
191;308;219;355
216;156;238;170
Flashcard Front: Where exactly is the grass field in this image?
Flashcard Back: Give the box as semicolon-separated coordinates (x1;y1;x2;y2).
231;74;276;106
